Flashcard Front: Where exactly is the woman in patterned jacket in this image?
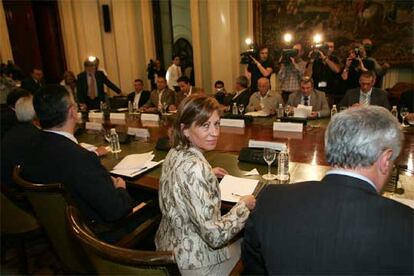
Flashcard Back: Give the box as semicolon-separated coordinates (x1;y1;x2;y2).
155;95;256;275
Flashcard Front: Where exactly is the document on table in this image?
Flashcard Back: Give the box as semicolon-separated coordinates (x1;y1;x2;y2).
219;175;259;203
245;110;269;117
294;104;312;118
110;152;163;177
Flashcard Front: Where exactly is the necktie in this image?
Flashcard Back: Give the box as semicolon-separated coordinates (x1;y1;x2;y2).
360;93;369;106
88;74;97;99
304;96;309;106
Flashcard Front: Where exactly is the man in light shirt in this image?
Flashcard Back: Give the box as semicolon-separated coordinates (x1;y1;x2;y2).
166;55;182;91
242;106;412;275
246;77;283;115
339;71;390;109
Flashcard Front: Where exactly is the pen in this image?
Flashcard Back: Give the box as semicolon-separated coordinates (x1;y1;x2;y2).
231;193;242;197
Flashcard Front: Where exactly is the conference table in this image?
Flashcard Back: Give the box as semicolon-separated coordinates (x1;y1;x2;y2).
77;112;414;202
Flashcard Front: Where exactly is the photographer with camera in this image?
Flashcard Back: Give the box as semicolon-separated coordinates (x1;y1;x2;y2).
305;41;342;105
147;59;165;91
245;46;274;93
277;43;307;103
341;43;375;91
362;38;389;88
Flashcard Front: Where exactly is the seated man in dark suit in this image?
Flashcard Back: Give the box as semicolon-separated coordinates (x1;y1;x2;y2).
127;79;150;109
286;76;330;118
1;94;40;210
242;106;413;275
0;88;31;139
21;68;44;94
340;70;390;109
398;90;414;122
77;58;122;110
22;85;146;243
140;75;175;113
222;75;251;112
172;75;205;109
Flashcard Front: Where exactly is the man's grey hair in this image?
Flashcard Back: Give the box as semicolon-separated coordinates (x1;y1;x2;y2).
325;106;402;168
236;76;249;88
15;95;36;122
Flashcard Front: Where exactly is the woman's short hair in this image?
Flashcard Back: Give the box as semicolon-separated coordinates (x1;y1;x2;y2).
325;106;402;168
172;95;220;149
15;95;36;122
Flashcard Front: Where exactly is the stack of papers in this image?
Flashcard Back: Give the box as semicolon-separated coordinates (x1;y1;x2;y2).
80;142;97;152
219;175;259;202
110;152;163;177
293;104;312;118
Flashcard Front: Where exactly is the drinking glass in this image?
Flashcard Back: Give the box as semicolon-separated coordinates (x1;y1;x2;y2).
400;107;409;127
284;104;291;117
162;102;168;114
238;104;245;114
263;148;277;180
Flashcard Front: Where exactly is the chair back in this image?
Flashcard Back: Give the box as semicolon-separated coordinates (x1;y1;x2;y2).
0;192;39;235
12;165;94;273
66;205;179;275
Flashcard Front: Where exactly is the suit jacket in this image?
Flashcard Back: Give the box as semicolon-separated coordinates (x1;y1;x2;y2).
287;89;330;117
340;87;390;109
224;88;251;108
127;90;150;108
398;90;414;112
77;70;121;104
22;131;133;225
143;88;175;109
242;174;413;275
21;77;44;94
174;86;204;107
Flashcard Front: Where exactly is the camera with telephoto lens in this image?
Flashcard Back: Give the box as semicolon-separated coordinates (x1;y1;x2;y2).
310;43;329;60
281;48;299;64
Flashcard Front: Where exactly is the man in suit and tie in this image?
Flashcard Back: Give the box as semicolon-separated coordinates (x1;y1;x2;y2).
242;106;413;275
140;75;175;113
287;76;330;118
22;84;149;243
340;71;390;109
173;76;205;109
21;68;44;93
77;59;122;110
222;76;251;111
127;79;150;110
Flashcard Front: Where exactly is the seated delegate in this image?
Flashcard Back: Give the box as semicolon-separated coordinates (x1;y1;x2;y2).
155;95;256;275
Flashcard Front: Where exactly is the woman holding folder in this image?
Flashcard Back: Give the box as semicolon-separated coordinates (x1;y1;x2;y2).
155;95;256;275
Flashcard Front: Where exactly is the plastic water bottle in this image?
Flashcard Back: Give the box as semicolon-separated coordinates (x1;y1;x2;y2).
232;102;238;115
277;147;289;181
128;101;133;114
109;128;121;153
277;103;284;118
391;106;398;119
331;105;338;117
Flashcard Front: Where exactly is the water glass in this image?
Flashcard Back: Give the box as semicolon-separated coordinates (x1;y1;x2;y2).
400;107;408;127
238;104;245;114
262;148;277;180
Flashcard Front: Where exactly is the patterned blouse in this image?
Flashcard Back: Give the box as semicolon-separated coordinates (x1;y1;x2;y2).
155;147;250;269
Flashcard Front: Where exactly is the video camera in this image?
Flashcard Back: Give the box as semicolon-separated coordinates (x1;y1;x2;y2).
280;48;299;64
310;43;329;60
240;48;258;65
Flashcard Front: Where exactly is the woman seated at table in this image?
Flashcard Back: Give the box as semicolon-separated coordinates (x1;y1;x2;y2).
155;95;256;275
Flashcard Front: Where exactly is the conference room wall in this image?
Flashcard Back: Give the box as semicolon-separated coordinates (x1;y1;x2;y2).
57;0;155;95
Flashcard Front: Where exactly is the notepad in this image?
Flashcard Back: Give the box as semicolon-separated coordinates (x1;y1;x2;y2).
219;175;259;203
245;110;269;117
110;152;163;177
